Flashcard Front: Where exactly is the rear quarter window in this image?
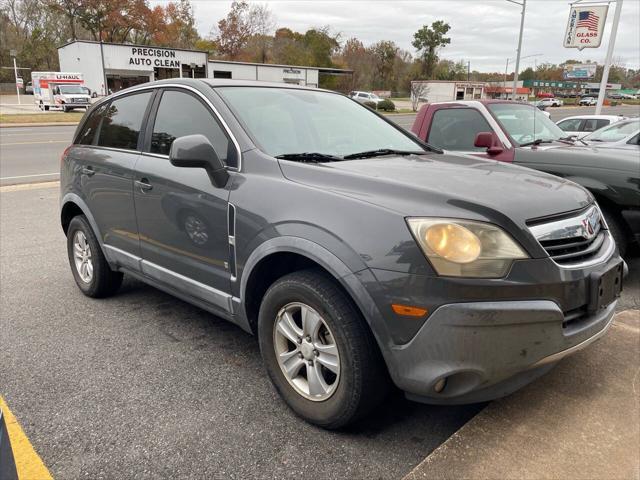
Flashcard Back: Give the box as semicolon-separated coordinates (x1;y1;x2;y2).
76;104;108;145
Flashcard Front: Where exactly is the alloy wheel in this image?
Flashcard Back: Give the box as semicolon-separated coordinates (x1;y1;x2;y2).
273;302;340;401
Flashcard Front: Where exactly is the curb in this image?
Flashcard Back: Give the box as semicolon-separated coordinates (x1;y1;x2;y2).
0;122;79;128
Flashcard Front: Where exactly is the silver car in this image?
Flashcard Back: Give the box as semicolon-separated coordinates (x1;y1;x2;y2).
581;118;639;150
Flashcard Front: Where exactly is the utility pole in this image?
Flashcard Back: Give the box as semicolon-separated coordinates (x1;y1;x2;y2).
467;60;471;81
595;0;623;114
507;0;527;100
10;50;21;105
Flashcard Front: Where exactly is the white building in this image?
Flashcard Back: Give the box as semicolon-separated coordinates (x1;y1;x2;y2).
411;80;486;103
58;40;352;94
209;60;325;87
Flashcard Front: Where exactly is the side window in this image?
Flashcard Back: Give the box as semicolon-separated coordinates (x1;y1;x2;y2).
358;93;368;98
76;103;107;145
150;90;230;165
627;134;639;145
583;119;606;132
427;108;493;151
98;91;152;150
557;118;583;131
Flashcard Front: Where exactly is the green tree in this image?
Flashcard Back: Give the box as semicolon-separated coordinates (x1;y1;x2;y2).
412;20;451;78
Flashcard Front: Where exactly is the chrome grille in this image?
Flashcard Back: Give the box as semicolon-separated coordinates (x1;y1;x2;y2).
529;205;611;266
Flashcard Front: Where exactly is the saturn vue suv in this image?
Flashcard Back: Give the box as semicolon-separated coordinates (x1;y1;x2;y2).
60;79;625;428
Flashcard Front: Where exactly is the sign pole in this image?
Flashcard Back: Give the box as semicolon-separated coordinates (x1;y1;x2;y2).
12;55;21;105
595;0;622;114
511;0;527;100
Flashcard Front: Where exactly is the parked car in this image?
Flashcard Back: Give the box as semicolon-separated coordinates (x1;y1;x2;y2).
581;118;640;150
349;90;384;105
536;98;563;107
25;81;33;95
580;96;598;106
556;115;627;139
61;80;624;428
411;100;640;254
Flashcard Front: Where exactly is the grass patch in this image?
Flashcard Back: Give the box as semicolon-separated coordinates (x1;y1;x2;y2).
0;112;84;124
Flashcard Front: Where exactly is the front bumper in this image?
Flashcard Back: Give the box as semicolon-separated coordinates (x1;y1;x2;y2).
364;244;624;404
392;298;616;404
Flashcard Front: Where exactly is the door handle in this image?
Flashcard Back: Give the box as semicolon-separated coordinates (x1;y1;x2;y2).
135;179;153;192
81;166;95;177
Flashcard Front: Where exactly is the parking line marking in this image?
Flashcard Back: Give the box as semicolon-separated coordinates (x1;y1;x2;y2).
0;173;59;181
0;140;68;146
0;396;53;480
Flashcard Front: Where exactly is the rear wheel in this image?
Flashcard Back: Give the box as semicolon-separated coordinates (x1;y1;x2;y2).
258;269;388;429
66;215;123;297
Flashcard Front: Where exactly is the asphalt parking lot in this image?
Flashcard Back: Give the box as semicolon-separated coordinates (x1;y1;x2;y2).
1;183;638;479
0;184;483;479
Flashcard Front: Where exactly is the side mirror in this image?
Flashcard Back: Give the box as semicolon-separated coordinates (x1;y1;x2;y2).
169;134;229;188
474;132;504;156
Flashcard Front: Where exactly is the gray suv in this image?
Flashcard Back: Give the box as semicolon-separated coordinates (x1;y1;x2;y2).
61;79;624;428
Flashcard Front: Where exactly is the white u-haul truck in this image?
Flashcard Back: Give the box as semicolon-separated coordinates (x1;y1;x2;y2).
32;72;91;112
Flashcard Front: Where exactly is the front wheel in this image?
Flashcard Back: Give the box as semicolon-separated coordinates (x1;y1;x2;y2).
258;270;388;429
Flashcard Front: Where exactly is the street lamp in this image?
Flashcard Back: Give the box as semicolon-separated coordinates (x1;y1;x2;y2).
506;0;527;100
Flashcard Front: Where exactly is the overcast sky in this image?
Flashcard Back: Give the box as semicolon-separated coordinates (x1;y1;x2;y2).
165;0;640;72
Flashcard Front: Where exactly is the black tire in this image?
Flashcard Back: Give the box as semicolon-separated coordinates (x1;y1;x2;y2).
66;215;123;298
602;209;627;257
258;269;389;429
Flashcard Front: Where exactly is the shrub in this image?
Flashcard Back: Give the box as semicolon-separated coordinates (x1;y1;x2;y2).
362;100;377;109
377;99;396;111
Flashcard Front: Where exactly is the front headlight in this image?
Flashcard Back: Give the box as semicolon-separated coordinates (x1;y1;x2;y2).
406;218;528;278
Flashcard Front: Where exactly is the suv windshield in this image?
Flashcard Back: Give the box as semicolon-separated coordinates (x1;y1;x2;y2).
59;85;88;95
216;87;425;158
583;119;639;142
487;103;566;145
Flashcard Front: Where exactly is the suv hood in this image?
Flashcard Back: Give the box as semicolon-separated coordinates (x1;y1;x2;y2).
279;153;593;228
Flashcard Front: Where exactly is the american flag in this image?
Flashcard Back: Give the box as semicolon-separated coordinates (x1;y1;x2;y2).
577;10;599;31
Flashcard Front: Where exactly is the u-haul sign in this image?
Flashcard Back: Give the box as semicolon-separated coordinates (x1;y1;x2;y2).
564;5;608;50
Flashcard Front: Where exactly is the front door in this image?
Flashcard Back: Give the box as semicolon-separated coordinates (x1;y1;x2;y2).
133;88;233;308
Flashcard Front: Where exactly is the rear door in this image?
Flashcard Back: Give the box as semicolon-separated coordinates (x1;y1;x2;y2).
133;87;234;308
70;90;154;268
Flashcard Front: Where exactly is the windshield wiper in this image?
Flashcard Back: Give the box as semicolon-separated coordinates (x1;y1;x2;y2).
275;152;343;163
343;148;426;160
556;136;578;145
562;135;588;146
519;139;554;147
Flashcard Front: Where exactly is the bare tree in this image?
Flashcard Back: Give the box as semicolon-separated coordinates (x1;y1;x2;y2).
410;81;429;111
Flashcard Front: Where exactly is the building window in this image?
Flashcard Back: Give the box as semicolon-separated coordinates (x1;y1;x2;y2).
214;70;232;79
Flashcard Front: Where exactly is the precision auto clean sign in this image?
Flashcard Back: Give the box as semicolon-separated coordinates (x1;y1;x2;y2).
101;43;206;71
128;47;181;68
564;4;608;50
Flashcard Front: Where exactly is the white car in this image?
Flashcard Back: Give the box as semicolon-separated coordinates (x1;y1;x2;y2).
579;96;597;106
556;115;627;139
582;118;640;151
537;98;563;107
349;91;384;105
